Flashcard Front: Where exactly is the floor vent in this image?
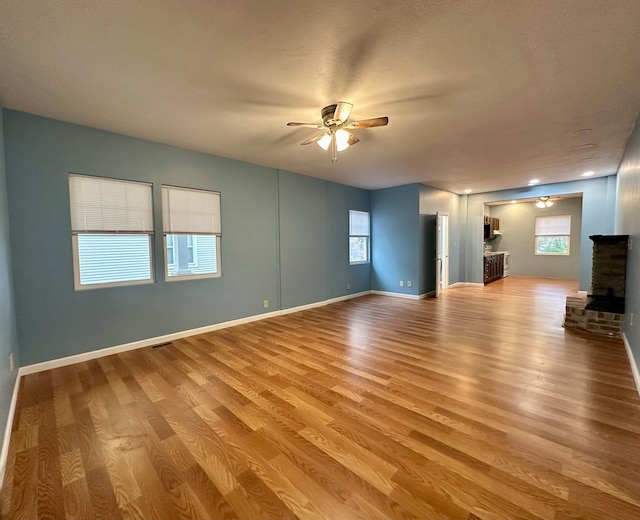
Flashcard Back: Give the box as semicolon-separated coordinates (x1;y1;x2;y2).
151;342;173;349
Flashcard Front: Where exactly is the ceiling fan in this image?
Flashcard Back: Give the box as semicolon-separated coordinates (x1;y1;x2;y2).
287;102;389;162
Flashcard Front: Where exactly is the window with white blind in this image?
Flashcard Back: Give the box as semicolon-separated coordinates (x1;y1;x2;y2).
349;210;370;264
162;185;221;280
535;215;571;255
69;174;154;290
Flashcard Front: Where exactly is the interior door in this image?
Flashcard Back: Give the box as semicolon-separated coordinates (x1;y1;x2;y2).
435;212;449;298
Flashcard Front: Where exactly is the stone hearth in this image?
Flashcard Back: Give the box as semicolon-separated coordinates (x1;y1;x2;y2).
564;296;624;337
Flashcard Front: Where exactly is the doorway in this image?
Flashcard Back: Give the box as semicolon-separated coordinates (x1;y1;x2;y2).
436;212;449;297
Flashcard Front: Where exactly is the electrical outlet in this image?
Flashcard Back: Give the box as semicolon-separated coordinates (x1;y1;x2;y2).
400;281;404;287
407;281;412;288
263;299;269;309
9;352;14;372
346;282;351;290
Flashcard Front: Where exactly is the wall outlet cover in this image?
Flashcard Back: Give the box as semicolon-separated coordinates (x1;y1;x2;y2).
399;281;404;287
263;300;269;309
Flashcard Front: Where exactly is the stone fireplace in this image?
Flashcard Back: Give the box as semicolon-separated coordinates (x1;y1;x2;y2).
563;234;628;337
585;235;629;314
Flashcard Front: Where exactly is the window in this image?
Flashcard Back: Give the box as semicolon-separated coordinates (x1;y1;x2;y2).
535;215;571;255
162;185;221;280
69;174;154;290
349;210;370;264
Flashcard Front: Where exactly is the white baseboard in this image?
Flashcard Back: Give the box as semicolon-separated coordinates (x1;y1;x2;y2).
419;290;436;299
19;309;281;375
370;290;421;300
279;301;326;315
19;292;374;375
0;370;21;491
623;333;640;399
578;290;588;297
275;291;372;315
449;282;484;288
326;291;371;305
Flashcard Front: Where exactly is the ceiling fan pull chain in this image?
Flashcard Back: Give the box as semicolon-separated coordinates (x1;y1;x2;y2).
331;132;338;162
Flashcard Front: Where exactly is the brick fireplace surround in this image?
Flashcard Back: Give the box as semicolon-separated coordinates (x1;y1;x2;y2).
564;235;629;337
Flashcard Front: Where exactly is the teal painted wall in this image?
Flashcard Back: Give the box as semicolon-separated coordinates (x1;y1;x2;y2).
0;106;20;456
325;181;371;299
278;170;327;309
4;111;370;365
616;113;640;369
464;177;616;290
371;184;420;296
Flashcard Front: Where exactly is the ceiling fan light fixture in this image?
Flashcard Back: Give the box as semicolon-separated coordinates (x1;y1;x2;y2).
536;196;553;208
317;133;332;151
290;102;388;162
335;129;351;152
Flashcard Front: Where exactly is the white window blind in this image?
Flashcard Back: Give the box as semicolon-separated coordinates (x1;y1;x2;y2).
535;215;571;236
69;174;154;290
69;174;153;233
349;210;370;264
349;210;370;236
162;186;221;235
162;185;221;280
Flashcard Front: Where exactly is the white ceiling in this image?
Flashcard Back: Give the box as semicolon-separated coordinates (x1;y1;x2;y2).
2;0;640;194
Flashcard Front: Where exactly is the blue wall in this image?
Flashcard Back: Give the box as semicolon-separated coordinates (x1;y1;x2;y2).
3;111;370;365
371;184;420;296
0;106;20;460
278;170;327;309
464;177;617;290
616;112;640;369
326;181;371;299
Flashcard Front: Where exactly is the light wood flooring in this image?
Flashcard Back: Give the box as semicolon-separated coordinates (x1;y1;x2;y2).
2;277;640;519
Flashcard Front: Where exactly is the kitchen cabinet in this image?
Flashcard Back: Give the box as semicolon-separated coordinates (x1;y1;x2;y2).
483;216;500;239
483;253;504;284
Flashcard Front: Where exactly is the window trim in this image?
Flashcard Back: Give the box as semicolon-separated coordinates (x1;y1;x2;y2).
71;233;154;291
163;234;222;282
69;174;154;290
162;185;222;281
534;214;571;256
349;210;370;265
534;235;571;256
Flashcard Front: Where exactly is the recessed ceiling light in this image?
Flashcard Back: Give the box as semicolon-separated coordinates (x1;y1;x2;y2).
528;179;540;186
581;171;594;177
572;128;592;136
463;189;472;194
576;143;595;149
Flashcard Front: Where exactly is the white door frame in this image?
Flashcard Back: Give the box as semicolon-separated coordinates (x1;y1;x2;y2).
435;212;449;298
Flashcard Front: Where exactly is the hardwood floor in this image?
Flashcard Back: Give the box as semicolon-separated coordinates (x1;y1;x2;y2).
2;277;640;519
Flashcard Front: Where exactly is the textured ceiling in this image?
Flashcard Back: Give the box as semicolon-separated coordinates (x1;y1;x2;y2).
2;0;640;193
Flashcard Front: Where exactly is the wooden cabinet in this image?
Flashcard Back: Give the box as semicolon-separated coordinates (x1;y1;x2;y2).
483;253;504;284
484;216;500;239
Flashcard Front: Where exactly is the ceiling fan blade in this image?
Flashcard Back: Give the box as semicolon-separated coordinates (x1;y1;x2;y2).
346;116;389;129
300;134;325;145
287;122;324;129
333;101;353;124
